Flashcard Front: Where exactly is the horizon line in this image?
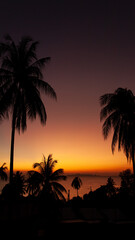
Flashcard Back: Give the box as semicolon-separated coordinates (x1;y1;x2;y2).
5;168;132;177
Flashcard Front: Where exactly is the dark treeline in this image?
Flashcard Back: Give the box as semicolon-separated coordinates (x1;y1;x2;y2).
82;169;135;207
0;163;135;208
0;161;135;238
0;154;67;202
0;35;135;237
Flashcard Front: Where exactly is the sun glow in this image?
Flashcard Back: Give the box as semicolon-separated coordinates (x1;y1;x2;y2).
12;149;132;175
0;108;133;176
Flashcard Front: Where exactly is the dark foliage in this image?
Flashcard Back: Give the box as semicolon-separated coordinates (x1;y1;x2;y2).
27;154;67;201
0;163;8;181
71;176;82;197
100;88;135;176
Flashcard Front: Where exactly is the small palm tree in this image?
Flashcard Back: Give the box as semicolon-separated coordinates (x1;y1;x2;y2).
32;154;67;200
106;177;116;198
0;35;57;184
71;176;82;197
0;163;8;181
100;88;135;177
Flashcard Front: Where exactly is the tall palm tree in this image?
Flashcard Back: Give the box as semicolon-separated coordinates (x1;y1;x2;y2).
0;163;8;181
32;154;67;200
71;176;82;197
0;35;57;184
100;88;135;177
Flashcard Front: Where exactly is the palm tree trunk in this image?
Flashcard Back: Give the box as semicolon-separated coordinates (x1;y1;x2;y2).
10;108;16;184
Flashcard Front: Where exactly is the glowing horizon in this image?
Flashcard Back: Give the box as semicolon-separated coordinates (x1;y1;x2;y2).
0;117;132;175
0;98;133;176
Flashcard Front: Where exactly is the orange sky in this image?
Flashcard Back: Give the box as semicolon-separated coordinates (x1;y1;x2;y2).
0;109;132;175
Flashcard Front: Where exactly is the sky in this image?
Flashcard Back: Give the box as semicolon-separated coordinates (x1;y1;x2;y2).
0;0;135;174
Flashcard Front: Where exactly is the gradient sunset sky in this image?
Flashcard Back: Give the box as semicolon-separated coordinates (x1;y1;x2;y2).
0;0;135;174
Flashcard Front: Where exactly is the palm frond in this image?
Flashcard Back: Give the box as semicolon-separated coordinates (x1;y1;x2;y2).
111;122;120;153
52;181;67;193
100;105;109;121
0;83;16;117
33;162;41;169
31;57;50;68
33;78;57;100
25;41;39;63
1;162;8;170
51;169;66;181
102;115;112;139
50;159;57;171
0;163;8;181
27;66;43;79
118;119;125;151
99;93;113;106
2;56;14;71
25;84;47;124
52;182;67;200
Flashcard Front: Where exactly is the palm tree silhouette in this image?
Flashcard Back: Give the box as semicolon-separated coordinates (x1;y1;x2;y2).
0;35;57;184
0;163;8;181
32;154;67;200
100;88;135;177
71;176;82;197
106;177;116;198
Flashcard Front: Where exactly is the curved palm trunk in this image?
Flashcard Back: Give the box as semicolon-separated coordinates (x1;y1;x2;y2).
10;108;16;184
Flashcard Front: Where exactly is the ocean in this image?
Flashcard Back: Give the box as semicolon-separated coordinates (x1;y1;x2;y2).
0;174;121;200
61;174;121;200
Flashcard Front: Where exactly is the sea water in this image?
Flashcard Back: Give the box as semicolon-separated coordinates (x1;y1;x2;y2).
60;174;121;200
0;174;121;199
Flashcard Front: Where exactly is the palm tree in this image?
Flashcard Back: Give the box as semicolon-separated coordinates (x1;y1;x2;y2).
71;176;82;197
0;163;8;181
0;35;57;184
106;177;116;198
100;88;135;177
32;154;67;200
